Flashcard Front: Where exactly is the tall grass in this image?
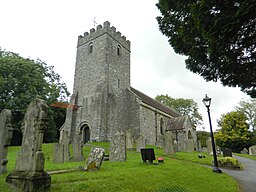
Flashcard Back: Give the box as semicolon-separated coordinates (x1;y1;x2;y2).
0;143;239;192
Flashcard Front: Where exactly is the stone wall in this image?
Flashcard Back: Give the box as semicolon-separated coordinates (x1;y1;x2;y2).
139;106;156;145
73;21;130;97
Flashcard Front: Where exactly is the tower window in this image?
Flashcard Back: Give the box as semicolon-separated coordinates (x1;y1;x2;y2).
160;118;164;135
89;42;93;53
117;45;121;56
117;79;120;87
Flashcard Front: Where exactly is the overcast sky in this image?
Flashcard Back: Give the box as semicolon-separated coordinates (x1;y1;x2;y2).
0;0;250;131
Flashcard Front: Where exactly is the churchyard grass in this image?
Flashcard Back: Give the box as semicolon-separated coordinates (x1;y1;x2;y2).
168;151;214;166
0;143;239;192
234;153;256;161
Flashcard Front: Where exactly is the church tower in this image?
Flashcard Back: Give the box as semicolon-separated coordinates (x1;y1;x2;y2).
62;21;131;143
73;21;131;97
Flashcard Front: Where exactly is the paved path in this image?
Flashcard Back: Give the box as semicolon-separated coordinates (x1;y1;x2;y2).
221;156;256;192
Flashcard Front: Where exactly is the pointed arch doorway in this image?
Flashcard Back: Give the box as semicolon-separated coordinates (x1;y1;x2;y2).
81;124;90;144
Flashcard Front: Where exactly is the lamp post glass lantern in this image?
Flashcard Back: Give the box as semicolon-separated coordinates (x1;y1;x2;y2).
202;94;222;173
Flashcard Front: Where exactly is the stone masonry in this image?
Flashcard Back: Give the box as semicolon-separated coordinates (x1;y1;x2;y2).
0;109;13;175
61;21;197;160
6;98;51;192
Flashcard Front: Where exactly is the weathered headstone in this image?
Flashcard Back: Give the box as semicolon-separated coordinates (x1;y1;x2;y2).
0;109;13;175
163;132;174;154
110;131;126;162
173;140;179;152
197;140;202;152
240;148;248;154
86;147;105;171
249;145;256;156
6;98;51;192
53;143;64;163
222;148;232;157
202;147;207;153
185;140;195;153
136;136;146;152
156;135;164;148
72;136;84;161
126;129;134;150
216;146;221;153
206;137;213;155
53;130;70;163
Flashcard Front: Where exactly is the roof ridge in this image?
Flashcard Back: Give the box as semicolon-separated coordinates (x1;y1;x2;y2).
130;87;180;117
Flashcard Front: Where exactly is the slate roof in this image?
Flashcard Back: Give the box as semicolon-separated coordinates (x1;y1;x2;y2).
130;87;180;117
166;116;186;131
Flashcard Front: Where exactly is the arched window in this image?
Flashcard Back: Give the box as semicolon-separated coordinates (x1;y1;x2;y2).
117;44;121;56
89;42;93;53
188;130;192;139
160;118;164;135
117;79;120;87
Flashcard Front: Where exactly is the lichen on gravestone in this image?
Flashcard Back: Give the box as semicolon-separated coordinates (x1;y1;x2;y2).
86;147;105;171
6;98;51;192
0;109;13;175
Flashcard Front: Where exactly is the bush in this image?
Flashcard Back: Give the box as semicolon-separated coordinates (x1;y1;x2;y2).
218;157;243;169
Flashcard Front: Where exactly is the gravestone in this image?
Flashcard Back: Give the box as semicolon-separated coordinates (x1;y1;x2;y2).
249;145;256;156
140;148;156;163
110;131;126;162
202;147;207;153
240;148;248;154
197;140;202;152
72;135;84;161
173;140;179;152
206;137;213;155
0;109;13;175
126;129;134;150
86;147;105;171
6;98;51;192
53;143;64;163
53;131;70;163
136;136;146;152
163;132;174;154
185;140;195;153
222;148;232;157
216;146;222;155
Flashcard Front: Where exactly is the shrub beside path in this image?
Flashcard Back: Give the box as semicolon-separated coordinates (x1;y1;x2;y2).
221;155;256;192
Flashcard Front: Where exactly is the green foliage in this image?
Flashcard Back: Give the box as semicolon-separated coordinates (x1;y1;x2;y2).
215;111;252;152
156;0;256;97
236;99;256;132
196;131;210;147
218;157;243;170
155;94;203;127
0;143;239;192
0;48;70;144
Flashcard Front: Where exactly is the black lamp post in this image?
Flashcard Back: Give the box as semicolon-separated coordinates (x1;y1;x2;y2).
202;94;222;173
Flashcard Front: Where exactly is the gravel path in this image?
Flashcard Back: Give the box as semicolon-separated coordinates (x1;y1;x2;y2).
221;156;256;192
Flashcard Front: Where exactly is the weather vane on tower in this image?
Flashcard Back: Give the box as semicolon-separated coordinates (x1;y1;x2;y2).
93;17;98;27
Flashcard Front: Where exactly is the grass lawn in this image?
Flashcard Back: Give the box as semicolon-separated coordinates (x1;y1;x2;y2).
234;153;256;161
0;143;239;192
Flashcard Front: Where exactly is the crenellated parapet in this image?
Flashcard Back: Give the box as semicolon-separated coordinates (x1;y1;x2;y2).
77;21;130;51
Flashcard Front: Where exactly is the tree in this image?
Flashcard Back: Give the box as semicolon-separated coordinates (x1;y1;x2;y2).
196;131;210;148
0;49;70;144
156;0;256;97
215;111;252;152
155;94;203;127
235;99;256;132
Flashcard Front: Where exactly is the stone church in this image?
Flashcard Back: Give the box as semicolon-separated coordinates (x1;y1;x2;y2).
60;21;197;152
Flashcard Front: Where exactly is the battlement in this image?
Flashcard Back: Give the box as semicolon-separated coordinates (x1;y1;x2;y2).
77;21;130;51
